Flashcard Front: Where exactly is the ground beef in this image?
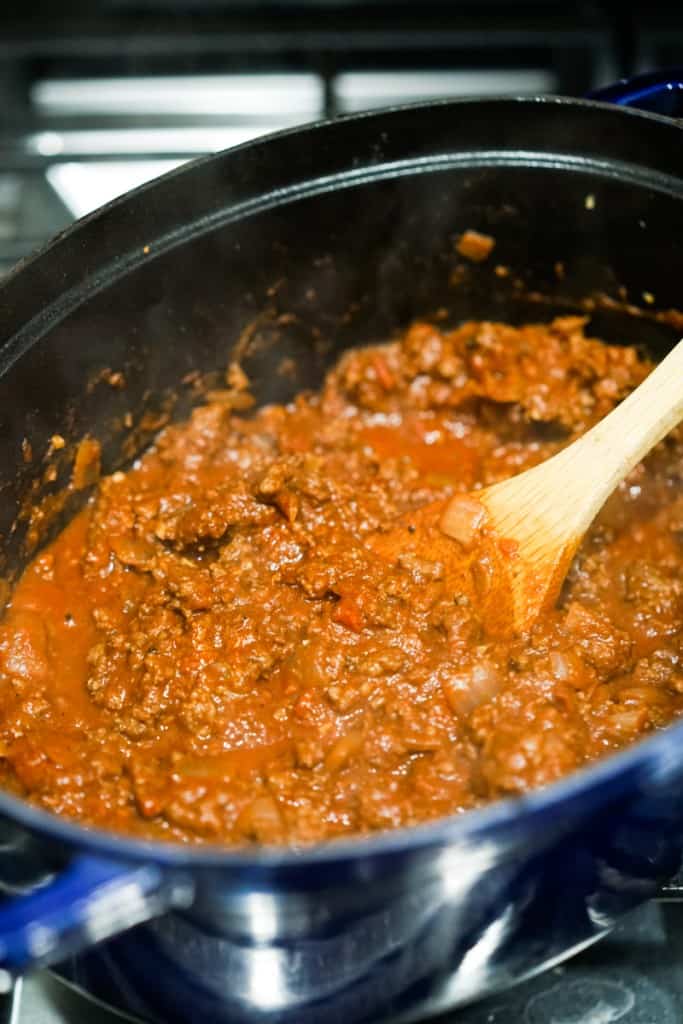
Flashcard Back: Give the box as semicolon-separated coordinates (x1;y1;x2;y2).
0;315;681;847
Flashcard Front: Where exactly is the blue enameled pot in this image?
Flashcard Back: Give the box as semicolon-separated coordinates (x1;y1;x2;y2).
0;72;682;1023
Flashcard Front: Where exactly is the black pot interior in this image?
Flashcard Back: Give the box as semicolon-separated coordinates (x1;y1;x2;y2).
0;100;682;581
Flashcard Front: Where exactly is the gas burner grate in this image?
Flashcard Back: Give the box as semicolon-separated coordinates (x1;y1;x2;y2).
0;3;622;274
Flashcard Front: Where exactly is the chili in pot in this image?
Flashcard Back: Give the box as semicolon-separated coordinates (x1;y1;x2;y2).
1;314;682;846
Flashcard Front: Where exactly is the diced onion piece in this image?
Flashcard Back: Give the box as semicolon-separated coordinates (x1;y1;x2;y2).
444;496;486;548
442;658;501;715
237;794;283;842
325;730;364;773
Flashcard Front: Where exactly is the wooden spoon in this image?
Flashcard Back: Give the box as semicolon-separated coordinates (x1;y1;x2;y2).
371;338;683;638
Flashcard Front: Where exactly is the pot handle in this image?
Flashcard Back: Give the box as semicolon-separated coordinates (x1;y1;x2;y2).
590;69;683;117
0;852;192;986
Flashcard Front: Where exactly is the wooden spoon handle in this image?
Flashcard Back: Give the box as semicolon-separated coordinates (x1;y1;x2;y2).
550;336;683;535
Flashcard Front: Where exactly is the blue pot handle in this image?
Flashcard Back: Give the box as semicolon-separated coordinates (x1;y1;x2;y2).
590;69;683;117
0;852;192;985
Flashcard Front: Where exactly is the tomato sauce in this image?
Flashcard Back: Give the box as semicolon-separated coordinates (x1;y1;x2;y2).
0;315;681;846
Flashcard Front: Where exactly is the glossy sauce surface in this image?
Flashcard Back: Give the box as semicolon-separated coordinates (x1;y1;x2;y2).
1;316;682;846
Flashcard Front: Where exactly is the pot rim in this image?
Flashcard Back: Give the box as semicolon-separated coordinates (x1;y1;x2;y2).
1;92;682;869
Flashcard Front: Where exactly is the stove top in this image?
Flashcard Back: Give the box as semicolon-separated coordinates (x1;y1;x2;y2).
6;898;683;1023
0;4;680;279
0;1;630;279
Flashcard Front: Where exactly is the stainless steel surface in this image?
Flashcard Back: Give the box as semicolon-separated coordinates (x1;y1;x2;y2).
9;900;683;1023
18;976;137;1024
